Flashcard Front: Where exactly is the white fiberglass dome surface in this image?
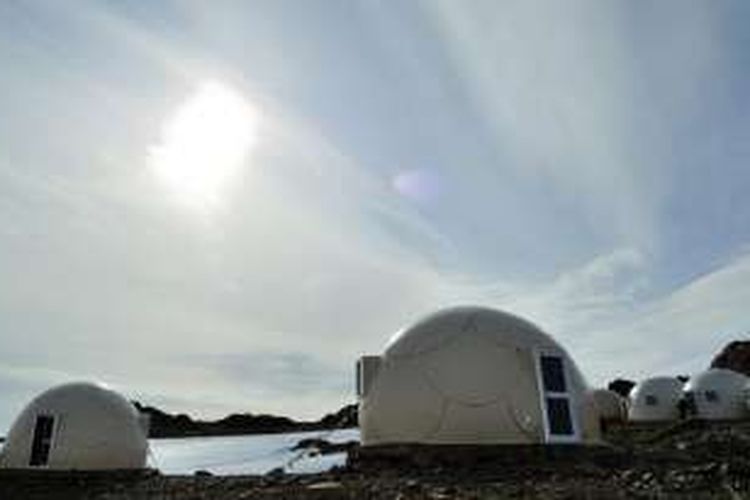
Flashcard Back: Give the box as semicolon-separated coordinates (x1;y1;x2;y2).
628;376;684;422
360;306;600;446
385;306;568;359
0;382;148;470
591;389;628;422
684;368;749;420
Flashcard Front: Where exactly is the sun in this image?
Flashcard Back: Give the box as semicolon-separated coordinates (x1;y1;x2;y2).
149;80;259;211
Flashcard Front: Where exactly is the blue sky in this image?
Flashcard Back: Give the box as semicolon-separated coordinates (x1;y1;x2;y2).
1;0;750;430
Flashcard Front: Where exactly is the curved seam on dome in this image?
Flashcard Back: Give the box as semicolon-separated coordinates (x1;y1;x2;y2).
420;364;449;401
424;397;449;442
386;324;469;361
404;366;449;442
386;308;550;360
423;361;512;408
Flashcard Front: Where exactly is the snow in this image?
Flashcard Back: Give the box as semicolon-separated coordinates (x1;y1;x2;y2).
148;428;360;475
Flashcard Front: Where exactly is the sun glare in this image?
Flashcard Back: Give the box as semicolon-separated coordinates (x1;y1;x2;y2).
149;81;259;211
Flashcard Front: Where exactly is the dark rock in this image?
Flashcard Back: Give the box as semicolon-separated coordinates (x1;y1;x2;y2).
710;340;750;376
292;437;359;455
318;404;358;429
266;467;285;479
293;437;328;451
608;378;636;398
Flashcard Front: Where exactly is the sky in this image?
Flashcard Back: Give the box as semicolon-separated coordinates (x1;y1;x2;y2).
1;0;750;430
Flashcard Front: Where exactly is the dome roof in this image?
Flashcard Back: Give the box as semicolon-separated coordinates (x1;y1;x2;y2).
361;306;600;446
628;376;684;422
630;376;684;401
1;382;148;470
15;382;140;418
385;306;565;359
684;368;748;392
682;368;749;420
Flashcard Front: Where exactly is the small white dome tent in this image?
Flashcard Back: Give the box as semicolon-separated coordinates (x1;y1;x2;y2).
684;368;749;420
357;306;600;446
591;388;628;423
0;382;148;470
628;377;684;422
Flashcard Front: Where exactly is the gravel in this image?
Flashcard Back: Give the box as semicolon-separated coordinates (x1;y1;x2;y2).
2;420;750;499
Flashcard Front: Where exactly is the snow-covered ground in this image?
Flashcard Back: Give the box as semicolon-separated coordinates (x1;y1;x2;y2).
148;428;360;475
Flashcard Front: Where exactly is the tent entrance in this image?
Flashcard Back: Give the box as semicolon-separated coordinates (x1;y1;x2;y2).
535;353;580;443
29;415;55;466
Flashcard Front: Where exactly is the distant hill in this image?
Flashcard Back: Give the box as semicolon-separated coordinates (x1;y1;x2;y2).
133;402;357;438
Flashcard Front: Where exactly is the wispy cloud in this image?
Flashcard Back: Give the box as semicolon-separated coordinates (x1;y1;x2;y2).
423;0;724;252
0;1;748;430
506;248;750;386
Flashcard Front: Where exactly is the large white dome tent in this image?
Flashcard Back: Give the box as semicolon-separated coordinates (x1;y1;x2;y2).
0;382;148;470
683;368;749;420
357;306;601;446
628;376;684;422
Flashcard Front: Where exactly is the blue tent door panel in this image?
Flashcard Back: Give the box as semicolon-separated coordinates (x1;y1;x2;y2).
540;355;567;393
536;353;580;443
545;396;574;436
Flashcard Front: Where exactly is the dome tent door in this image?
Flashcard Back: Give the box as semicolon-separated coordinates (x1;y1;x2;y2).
534;351;580;443
29;415;55;466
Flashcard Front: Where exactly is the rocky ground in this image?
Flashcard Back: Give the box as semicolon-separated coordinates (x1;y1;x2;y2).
2;420;750;499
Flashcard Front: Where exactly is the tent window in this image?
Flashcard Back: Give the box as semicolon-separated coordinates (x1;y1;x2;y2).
704;390;719;403
540;355;567;393
537;353;578;442
29;415;54;466
545;397;574;436
645;395;658;406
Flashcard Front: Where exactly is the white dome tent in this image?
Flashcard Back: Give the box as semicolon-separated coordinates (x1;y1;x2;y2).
0;382;148;470
591;389;628;423
357;306;600;446
684;368;749;420
628;377;684;422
